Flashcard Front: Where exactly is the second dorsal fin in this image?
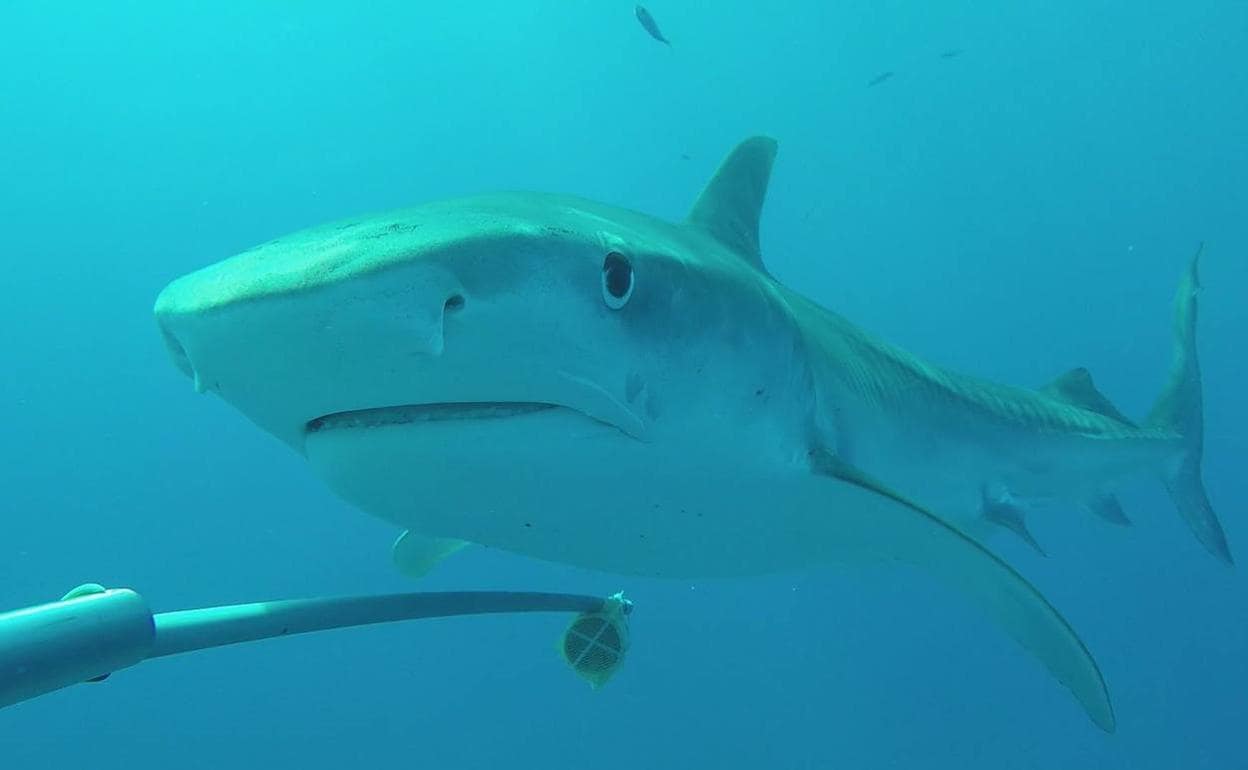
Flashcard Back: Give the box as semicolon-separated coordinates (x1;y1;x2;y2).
1041;368;1136;427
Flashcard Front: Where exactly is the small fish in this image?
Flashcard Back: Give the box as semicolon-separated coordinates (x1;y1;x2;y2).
680;153;691;161
867;71;894;87
939;48;964;59
635;5;671;46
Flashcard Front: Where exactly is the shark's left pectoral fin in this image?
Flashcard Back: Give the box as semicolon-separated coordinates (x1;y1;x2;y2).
392;530;469;578
809;449;1114;732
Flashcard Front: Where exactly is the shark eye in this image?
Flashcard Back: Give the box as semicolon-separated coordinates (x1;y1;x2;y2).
601;252;634;310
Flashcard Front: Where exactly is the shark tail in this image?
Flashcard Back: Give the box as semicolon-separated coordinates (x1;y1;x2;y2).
1146;245;1231;564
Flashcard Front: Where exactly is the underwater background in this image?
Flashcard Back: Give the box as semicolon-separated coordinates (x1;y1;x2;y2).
1;2;1245;767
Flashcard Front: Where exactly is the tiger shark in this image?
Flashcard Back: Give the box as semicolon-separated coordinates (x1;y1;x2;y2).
154;136;1229;732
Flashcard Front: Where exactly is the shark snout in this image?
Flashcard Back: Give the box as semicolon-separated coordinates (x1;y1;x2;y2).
157;316;199;388
153;300;229;395
154;255;466;372
152;253;491;448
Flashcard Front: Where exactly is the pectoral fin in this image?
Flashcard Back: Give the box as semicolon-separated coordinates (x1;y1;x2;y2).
392;530;469;578
809;449;1114;732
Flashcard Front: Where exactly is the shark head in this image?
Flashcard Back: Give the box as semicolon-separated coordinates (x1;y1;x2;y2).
154;137;818;572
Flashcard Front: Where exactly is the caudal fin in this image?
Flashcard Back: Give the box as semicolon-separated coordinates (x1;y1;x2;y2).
1146;245;1232;564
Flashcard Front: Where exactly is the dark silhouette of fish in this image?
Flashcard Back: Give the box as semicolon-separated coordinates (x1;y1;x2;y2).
939;48;964;59
635;5;670;46
867;71;894;87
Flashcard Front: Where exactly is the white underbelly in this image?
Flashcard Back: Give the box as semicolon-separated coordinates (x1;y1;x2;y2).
303;408;840;578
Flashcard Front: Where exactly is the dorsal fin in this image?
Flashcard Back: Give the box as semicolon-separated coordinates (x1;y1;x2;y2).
1041;368;1136;427
686;135;777;270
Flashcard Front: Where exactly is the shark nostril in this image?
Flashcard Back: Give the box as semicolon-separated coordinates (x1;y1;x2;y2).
158;322;195;380
444;294;465;313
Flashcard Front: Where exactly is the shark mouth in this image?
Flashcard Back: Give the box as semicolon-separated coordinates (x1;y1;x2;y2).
305;402;561;434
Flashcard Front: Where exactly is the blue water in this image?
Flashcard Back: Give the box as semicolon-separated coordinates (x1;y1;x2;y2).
2;2;1245;767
